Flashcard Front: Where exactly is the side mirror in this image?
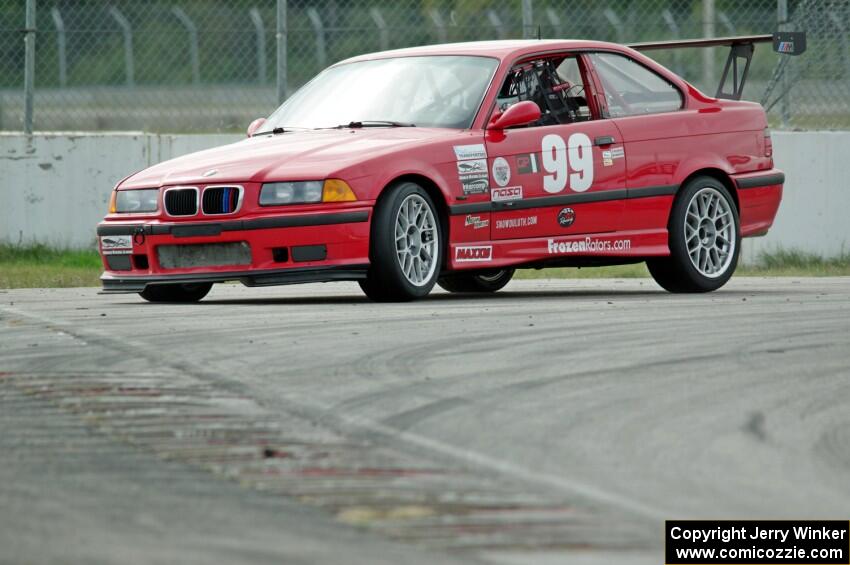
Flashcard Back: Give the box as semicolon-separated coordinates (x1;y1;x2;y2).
488;101;541;130
247;117;266;137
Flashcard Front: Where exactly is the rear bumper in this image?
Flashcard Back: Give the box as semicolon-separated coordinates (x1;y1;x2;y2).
733;170;785;190
732;169;784;237
97;208;372;293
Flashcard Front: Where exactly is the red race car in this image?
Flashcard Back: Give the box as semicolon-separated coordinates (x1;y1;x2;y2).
97;33;804;302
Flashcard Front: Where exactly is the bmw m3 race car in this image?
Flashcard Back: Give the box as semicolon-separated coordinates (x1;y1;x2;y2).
97;33;804;302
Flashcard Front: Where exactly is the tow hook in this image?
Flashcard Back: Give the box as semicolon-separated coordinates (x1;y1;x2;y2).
133;226;146;246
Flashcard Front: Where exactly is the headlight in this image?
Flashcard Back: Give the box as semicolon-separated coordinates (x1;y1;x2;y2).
260;180;356;206
112;189;159;213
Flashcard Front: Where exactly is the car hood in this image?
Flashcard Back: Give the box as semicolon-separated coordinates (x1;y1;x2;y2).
121;128;463;188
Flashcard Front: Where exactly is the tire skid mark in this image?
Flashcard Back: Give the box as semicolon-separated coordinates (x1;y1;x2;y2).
7;301;664;527
813;419;850;473
0;362;649;554
329;312;850;423
0;299;696;529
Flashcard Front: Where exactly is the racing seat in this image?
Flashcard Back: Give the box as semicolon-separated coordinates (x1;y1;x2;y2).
533;60;582;124
496;58;590;126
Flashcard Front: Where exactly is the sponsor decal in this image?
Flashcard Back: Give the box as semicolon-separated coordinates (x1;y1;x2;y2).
491;185;523;202
495;215;537;230
455;245;493;262
610;146;625;159
464;215;489;230
602;151;613;167
557;207;576;228
456;158;489;184
457;159;486;175
454;152;489;194
453;144;487;161
547;237;631;254
516;153;539;174
100;235;133;255
491;157;511;187
457;159;487;175
462;179;489;195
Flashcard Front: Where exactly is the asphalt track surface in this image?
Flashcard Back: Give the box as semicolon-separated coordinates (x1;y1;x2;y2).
2;277;849;565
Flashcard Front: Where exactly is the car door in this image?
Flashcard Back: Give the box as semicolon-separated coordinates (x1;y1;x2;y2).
485;53;627;241
584;51;687;234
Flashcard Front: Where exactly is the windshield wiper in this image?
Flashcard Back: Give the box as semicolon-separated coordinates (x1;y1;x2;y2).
335;120;416;129
254;126;309;136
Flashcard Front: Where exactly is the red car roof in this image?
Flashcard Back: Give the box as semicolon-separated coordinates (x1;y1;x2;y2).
337;39;629;66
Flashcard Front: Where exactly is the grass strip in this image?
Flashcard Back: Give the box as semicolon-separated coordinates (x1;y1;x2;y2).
0;244;847;289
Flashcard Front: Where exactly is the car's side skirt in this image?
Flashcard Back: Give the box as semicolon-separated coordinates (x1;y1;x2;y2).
447;228;670;271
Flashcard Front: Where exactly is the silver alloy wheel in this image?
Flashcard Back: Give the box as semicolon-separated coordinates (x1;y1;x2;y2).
684;187;736;278
395;194;439;286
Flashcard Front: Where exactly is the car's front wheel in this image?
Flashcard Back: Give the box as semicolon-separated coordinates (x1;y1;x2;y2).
359;182;442;302
139;283;213;303
437;268;515;293
647;176;740;293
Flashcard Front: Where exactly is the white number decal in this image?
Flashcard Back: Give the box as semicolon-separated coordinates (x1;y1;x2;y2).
541;134;566;194
541;133;594;194
568;133;594;193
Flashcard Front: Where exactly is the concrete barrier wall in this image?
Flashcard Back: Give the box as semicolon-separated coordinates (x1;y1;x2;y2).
0;133;241;248
1;131;847;260
740;132;850;262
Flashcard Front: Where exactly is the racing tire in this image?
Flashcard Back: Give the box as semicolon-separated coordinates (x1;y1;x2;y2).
647;176;740;293
359;182;443;302
138;283;213;303
437;268;515;293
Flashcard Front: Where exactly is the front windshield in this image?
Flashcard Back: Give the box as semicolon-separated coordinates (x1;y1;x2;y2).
260;55;499;131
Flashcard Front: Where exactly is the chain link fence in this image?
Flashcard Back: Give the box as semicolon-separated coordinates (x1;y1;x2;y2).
0;0;845;133
766;0;850;130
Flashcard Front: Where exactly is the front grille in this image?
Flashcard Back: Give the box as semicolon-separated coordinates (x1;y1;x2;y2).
165;188;198;216
203;186;241;215
157;242;252;270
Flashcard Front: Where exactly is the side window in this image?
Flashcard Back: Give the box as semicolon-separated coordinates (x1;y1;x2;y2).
588;52;682;117
495;55;593;127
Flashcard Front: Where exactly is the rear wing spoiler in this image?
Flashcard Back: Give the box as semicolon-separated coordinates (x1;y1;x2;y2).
628;32;806;101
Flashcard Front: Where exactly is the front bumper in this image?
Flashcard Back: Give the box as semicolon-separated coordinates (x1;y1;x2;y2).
97;208;371;293
100;265;369;293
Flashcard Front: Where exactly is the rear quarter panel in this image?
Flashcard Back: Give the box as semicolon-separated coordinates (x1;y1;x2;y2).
618;101;772;235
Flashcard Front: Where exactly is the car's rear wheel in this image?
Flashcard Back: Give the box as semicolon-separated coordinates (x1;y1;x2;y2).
359;182;442;302
647;176;740;293
437;268;515;293
139;283;213;303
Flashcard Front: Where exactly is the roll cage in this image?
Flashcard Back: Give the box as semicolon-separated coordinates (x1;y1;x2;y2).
495;53;601;127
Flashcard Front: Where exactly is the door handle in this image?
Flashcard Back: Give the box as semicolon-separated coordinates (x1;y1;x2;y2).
594;136;615;146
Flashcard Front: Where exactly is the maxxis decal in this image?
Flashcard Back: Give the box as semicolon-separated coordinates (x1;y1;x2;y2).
455;245;493;262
